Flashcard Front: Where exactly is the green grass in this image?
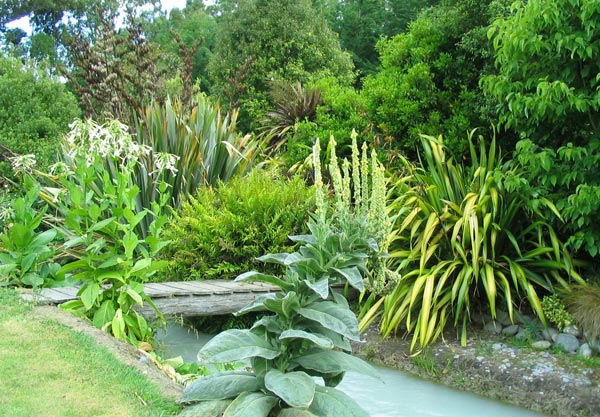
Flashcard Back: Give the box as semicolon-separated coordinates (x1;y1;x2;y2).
0;288;180;417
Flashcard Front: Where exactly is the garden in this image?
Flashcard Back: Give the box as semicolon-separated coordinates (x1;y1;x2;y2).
1;0;600;416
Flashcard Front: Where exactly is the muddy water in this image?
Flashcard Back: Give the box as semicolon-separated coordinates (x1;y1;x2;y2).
155;322;550;417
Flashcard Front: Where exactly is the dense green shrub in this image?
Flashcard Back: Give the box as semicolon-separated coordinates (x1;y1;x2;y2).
0;54;80;180
133;95;261;230
160;169;314;281
482;0;600;148
207;0;354;130
359;0;502;160
510;139;600;261
360;133;584;351
283;77;375;168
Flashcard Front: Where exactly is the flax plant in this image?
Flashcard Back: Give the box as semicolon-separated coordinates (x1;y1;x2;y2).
360;132;585;352
134;95;261;212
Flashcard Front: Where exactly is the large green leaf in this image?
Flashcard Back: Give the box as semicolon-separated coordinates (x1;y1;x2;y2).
304;276;329;299
264;369;315;408
182;372;259;403
9;224;33;248
237;293;278;315
277;409;318;417
279;329;334;349
295;350;381;381
197;329;279;363
30;229;57;248
92;300;116;329
302;323;352;351
297;301;359;341
332;267;364;292
223;392;278;417
235;271;293;291
308;385;370;417
79;283;100;310
178;400;232;417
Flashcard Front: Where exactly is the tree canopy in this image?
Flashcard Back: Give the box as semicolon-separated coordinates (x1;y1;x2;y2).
482;0;600;147
207;0;354;128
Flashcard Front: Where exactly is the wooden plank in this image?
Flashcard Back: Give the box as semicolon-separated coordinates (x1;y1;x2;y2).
144;283;188;297
205;280;277;293
137;292;262;318
165;281;233;295
41;287;79;302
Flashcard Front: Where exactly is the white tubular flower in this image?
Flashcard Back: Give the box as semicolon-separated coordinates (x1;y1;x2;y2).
154;152;180;175
10;154;36;174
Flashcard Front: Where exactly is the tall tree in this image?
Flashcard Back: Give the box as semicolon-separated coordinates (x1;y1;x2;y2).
143;0;217;97
360;0;507;159
331;0;439;80
207;0;354;130
62;5;166;122
482;0;600;147
482;0;600;261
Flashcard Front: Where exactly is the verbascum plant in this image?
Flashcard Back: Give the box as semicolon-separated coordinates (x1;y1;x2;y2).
360;132;585;352
180;134;385;417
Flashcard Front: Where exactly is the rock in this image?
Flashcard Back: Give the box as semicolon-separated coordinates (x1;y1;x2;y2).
484;321;502;334
563;325;582;338
496;309;513;327
542;328;559;342
554;333;580;353
532;340;552;350
502;324;520;337
515;328;528;341
578;343;593;358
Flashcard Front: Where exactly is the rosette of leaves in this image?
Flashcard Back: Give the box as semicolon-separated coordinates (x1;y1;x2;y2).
181;216;382;417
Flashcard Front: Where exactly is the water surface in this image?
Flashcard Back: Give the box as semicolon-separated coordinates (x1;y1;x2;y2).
155;322;550;417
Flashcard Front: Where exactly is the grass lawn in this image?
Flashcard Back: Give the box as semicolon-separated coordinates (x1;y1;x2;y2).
0;288;180;417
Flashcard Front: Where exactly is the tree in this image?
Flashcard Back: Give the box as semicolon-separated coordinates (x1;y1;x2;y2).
482;0;600;148
207;0;354;130
482;0;600;262
330;0;439;80
143;0;217;98
360;0;506;160
1;0;99;35
61;5;166;123
0;53;80;179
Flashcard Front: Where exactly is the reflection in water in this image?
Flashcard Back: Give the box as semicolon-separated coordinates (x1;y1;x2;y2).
155;322;549;417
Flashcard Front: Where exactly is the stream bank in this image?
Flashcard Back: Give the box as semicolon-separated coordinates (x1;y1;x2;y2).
354;325;600;417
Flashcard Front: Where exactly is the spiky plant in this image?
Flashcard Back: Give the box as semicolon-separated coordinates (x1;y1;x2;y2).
360;132;585;352
259;81;323;152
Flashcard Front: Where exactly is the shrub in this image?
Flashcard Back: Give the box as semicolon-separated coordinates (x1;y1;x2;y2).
0;54;80;180
510;139;600;261
360;132;585;351
13;119;173;344
160;169;314;281
132;95;261;231
282;77;374;169
540;294;574;332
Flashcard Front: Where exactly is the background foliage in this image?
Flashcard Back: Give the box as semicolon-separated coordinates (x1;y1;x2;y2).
207;0;354;130
0;54;80;180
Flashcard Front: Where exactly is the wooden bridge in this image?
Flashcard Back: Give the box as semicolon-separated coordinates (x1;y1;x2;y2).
20;280;280;318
